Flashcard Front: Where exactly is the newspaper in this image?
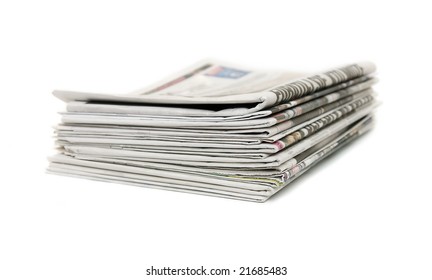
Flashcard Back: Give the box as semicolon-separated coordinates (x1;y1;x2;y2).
48;116;374;202
60;104;375;170
59;82;375;129
55;93;374;145
53;60;376;117
54;117;374;179
48;60;378;201
56;96;376;157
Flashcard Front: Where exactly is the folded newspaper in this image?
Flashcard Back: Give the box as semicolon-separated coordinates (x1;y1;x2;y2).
48;60;378;202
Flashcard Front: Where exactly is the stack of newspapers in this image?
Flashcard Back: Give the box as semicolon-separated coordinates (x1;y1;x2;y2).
48;60;378;202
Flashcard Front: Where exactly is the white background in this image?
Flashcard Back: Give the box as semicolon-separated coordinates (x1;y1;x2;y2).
1;0;431;279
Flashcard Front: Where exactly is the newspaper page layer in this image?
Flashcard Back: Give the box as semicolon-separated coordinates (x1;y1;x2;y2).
53;60;376;116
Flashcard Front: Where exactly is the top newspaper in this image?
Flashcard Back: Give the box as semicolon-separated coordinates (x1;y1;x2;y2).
53;60;376;118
